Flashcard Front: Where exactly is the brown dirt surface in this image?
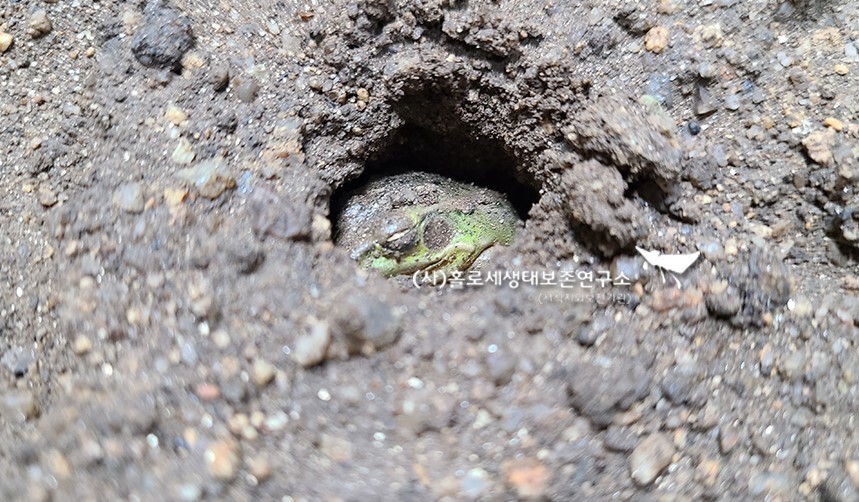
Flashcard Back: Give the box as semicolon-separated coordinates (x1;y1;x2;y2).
1;0;858;500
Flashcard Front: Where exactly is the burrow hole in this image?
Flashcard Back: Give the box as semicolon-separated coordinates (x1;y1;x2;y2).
331;96;541;259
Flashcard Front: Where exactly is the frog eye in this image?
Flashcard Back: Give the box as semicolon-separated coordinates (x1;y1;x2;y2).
421;214;453;251
380;216;417;252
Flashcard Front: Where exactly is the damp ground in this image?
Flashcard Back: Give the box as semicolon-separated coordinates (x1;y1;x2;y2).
1;0;859;500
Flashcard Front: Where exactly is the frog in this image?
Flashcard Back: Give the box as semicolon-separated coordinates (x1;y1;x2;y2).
335;171;521;277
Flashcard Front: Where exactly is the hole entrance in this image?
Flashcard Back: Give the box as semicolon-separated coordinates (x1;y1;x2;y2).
331;110;539;277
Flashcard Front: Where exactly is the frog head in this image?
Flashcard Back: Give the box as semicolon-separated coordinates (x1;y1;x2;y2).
354;202;518;277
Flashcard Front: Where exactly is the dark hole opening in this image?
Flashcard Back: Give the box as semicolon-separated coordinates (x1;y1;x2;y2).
331;121;540;230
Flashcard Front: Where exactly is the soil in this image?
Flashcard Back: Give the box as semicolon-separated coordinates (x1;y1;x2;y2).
0;0;858;500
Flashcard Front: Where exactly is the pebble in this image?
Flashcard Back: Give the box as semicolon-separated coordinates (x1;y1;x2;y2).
177;157;236;199
724;92;741;111
38;187;58;207
697;458;721;487
131;5;195;71
694;85;718;116
629;433;675;486
177;484;203;501
688;121;701;135
0;32;12;53
719;424;740;453
700;24;724;48
293;318;331;367
567;357;650;427
759;343;774;375
0;390;38;422
486;349;516;386
332;295;401;355
823;117;844;132
172;139;196;164
645;27;669;54
779;351;805;380
72;335;92;355
247;455;272;482
164;105;187;125
114;182;146;214
461;468;491;499
834;64;849;76
698;62;718;79
211;65;230;92
503;458;549;498
28;10;53;38
846;460;859;489
748;471;791;496
2;346;34;377
251;359;276;387
644;74;673;108
205;440;240;481
802;130;836;166
236;79;260;103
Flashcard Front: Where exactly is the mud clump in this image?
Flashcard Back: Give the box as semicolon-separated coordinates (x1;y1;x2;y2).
563;93;681;185
131;3;194;71
566;356;651;428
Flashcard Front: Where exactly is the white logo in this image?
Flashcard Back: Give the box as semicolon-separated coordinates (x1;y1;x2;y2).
635;247;701;288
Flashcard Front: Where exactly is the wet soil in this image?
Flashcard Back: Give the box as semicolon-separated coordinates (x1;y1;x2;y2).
1;0;858;500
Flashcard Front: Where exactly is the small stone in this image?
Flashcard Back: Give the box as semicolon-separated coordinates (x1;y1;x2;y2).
461;468;491;499
503;458;549;499
698;62;717;79
236;79;260;103
172;139;196;165
38;187;58;207
72;335;92;355
700;24;724;48
486;349;516;386
2;346;34;377
759;343;774;374
719;424;740;453
194;382;220;401
823;117;844;132
0;390;38;422
779;351;805;380
688;121;701;135
177;157;236;199
724;93;741;111
114;182;146;214
211;65;230;92
0;32;13;53
694;85;718;116
834;64;849;76
749;471;791;496
165;105;187;125
645;27;669;53
247;455;272;482
177;484;203;502
629;433;675;486
356;88;370;102
251;359;276;387
45;449;71;479
28;10;53;38
293;318;331;367
205;440;240;481
131;5;195;71
697;458;721;487
846;460;859;489
802;130;836;166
